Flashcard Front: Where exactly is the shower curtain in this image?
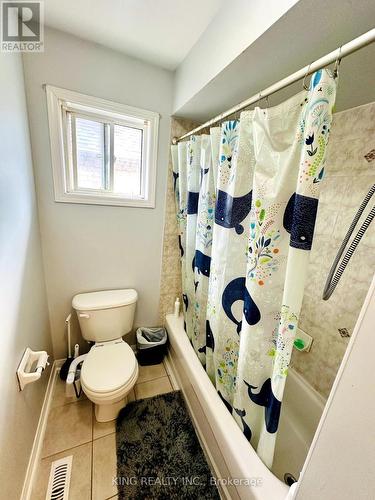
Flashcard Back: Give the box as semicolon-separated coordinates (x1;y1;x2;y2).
171;69;336;467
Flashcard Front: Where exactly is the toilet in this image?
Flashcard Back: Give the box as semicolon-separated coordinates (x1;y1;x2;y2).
72;289;139;422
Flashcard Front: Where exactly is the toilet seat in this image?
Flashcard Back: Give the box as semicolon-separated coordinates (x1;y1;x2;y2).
81;340;138;395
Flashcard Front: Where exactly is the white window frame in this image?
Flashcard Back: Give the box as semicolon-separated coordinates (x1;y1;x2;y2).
45;85;159;208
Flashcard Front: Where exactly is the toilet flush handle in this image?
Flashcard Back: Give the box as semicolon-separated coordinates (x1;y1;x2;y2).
79;312;90;319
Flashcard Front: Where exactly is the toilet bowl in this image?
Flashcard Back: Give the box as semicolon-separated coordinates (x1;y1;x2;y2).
81;339;138;421
72;289;138;422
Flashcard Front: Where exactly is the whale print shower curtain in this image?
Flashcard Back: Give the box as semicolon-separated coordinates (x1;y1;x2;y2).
171;69;336;467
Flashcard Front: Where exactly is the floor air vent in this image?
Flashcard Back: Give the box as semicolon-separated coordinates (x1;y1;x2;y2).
46;455;73;500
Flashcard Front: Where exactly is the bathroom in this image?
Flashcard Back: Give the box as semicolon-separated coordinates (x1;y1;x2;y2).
1;1;374;499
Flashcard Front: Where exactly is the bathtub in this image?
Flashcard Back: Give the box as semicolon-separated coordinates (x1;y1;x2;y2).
165;313;326;500
272;360;326;484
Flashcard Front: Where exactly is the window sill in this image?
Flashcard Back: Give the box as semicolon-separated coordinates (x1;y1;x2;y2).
54;191;155;208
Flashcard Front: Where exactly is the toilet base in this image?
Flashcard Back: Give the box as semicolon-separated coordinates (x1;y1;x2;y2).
94;396;127;422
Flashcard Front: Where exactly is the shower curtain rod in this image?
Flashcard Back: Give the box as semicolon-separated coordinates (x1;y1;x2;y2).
172;28;375;144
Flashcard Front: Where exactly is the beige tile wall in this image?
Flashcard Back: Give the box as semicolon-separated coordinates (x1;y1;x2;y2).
291;101;375;398
158;118;200;323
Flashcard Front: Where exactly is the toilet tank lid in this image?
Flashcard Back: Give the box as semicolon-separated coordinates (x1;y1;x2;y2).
72;289;137;311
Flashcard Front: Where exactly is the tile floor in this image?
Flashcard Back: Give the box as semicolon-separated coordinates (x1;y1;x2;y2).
31;361;174;500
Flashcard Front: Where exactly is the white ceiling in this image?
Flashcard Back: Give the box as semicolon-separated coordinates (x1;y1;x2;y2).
44;0;224;70
174;0;375;120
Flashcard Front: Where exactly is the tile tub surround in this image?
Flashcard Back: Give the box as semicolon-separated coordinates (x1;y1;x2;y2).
32;362;173;500
158;117;200;323
291;100;375;398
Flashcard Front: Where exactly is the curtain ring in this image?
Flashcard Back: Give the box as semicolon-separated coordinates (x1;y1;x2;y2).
333;45;342;79
302;62;312;90
265;96;270;108
256;92;262;107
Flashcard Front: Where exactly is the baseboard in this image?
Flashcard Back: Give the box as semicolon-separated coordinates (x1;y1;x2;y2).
164;352;179;390
20;359;62;500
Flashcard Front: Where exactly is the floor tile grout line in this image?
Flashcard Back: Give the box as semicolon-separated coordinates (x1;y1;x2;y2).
93;430;117;442
91;402;94;441
91;438;94;500
136;373;168;385
91;403;94;500
135;373;168;385
40;439;93;461
51;396;88;409
51;388;89;408
167;374;175;390
162;361;171;377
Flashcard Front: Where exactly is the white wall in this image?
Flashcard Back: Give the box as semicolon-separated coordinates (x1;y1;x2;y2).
23;27;173;358
173;0;375;121
173;0;298;113
0;52;52;499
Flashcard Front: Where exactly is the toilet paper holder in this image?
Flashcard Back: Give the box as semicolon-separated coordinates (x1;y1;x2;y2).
17;348;50;391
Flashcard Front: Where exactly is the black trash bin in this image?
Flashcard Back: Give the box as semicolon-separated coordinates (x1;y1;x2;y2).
136;327;168;366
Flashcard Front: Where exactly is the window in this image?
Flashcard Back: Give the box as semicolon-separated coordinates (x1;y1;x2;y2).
46;85;159;207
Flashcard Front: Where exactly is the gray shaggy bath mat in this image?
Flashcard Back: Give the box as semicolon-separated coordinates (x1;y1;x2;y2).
116;390;219;499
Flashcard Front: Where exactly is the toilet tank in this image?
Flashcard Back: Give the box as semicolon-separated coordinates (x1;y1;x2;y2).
72;289;137;342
